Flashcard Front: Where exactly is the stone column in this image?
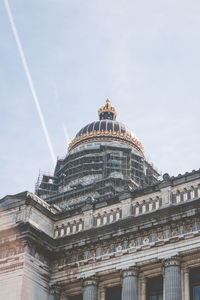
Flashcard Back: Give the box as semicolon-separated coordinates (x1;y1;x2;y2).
164;257;182;300
163;274;165;300
184;268;190;300
83;277;98;300
49;285;61;300
99;286;106;300
122;268;138;300
140;277;146;300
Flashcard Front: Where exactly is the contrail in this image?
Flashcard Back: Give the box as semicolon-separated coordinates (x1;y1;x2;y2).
3;0;56;166
53;83;71;148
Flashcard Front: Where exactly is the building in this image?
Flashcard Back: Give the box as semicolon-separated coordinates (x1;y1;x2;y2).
0;100;200;300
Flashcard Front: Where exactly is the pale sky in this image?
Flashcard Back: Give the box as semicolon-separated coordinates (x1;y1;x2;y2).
1;0;200;198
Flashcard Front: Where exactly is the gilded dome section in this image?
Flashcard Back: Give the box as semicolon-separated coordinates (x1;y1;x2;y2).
68;99;144;154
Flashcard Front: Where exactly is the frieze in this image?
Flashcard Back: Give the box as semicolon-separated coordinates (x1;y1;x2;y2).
54;215;200;269
0;244;24;260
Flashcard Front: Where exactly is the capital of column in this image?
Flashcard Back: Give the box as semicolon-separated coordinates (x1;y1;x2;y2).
163;256;181;268
122;267;138;278
83;277;98;287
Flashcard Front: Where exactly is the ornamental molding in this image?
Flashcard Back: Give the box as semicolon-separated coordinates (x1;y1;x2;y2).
68;132;144;154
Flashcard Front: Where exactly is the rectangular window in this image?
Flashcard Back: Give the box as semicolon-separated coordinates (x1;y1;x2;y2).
106;285;122;300
190;268;200;300
147;276;163;300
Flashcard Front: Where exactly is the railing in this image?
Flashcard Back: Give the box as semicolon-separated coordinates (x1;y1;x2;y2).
171;185;199;204
132;196;162;216
54;183;200;238
93;208;122;227
54;219;84;238
132;184;200;217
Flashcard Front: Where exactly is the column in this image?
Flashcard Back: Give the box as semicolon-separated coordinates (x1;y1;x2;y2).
99;286;106;300
163;273;165;300
164;257;182;300
122;268;138;300
184;268;190;300
49;285;61;300
83;277;98;300
140;277;146;300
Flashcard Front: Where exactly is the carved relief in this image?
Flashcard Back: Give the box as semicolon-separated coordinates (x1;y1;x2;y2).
143;237;149;245
129;239;135;248
53;216;199;269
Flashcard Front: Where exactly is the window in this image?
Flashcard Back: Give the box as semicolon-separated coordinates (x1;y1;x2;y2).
190;268;200;300
147;276;163;300
106;286;122;300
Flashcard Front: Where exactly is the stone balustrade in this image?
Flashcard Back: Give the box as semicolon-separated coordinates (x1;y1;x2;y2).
54;182;200;238
54;219;84;238
132;196;162;216
132;183;200;218
171;184;200;204
93;207;122;227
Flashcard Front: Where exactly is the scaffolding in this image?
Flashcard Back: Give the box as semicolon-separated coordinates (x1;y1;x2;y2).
35;171;58;199
35;143;159;208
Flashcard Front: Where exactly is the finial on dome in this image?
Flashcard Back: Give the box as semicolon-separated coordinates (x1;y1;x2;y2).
98;98;117;120
106;98;110;104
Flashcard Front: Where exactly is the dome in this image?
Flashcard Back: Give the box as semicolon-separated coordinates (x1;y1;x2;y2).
68;99;144;154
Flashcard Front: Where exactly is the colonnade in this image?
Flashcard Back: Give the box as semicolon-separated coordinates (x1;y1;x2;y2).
49;257;183;300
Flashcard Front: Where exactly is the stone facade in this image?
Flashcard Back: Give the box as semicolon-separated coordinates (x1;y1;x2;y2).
1;100;200;299
1;170;200;299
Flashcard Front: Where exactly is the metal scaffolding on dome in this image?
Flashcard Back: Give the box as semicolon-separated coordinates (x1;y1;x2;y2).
35;142;159;210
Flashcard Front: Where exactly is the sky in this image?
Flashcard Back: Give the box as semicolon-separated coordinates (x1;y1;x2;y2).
1;0;200;198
